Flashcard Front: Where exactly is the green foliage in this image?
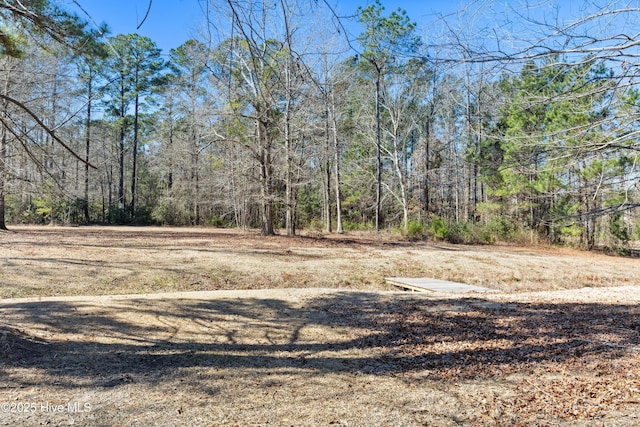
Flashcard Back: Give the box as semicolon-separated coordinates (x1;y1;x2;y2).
401;217;510;245
34;199;52;221
130;207;154;225
0;1;89;58
152;198;190;226
609;213;630;245
297;187;322;229
429;216;447;241
0;26;25;58
19;206;41;224
343;220;374;231
357;0;421;73
207;215;231;228
107;206;129;225
307;218;324;232
484;54;622;245
483;217;516;241
445;221;495;245
559;224;583;238
404;219;427;240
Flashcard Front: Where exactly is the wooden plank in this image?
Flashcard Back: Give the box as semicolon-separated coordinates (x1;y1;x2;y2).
385;277;493;293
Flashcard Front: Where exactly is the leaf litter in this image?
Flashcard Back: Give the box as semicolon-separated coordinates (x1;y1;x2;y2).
0;226;639;425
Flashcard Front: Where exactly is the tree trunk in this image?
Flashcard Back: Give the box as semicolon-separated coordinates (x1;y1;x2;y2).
258;117;274;235
424;116;431;215
194;153;200;225
0;71;8;231
130;79;140;219
118;73;126;212
393;141;410;233
375;72;382;231
0;114;7;231
108;165;114;223
84;68;92;224
331;92;343;234
284;61;296;236
261;152;274;235
48;73;58;226
324;103;332;233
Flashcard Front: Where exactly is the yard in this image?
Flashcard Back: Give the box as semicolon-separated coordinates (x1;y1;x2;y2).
1;226;639;425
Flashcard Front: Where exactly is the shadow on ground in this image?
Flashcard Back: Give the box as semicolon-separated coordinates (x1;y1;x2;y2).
1;291;639;390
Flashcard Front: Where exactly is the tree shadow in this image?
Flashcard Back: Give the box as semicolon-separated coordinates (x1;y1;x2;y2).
1;291;639;391
2;225;435;251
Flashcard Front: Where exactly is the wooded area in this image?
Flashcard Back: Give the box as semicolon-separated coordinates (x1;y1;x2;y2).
1;0;639;250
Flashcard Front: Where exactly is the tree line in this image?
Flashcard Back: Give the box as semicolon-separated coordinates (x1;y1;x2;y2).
1;0;639;251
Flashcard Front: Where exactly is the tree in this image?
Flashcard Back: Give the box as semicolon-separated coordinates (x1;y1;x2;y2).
357;0;421;231
208;0;313;235
318;51;349;234
452;1;640;240
0;0;92;229
380;57;430;232
77;28;109;223
162;39;211;225
0;57;14;230
485;56;617;247
127;35;165;218
0;1;87;58
102;33;165;219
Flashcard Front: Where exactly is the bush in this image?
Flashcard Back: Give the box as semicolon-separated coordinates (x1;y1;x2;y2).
343;220;374;231
443;221;466;244
609;213;630;244
152;198;190;226
445;221;495;245
208;215;231;227
430;216;447;241
608;213;631;255
485;217;516;240
404;219;427;240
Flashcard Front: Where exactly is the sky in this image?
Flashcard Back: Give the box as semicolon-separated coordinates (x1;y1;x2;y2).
64;0;465;55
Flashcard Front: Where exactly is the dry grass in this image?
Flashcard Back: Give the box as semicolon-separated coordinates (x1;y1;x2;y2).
1;225;639;426
1;225;639;298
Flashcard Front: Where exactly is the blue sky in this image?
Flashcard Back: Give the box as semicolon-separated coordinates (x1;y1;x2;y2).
65;0;465;54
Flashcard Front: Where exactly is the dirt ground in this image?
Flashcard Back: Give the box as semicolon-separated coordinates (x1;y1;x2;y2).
1;226;640;426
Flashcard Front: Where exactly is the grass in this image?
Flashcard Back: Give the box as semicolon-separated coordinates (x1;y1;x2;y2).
1;225;640;426
5;224;638;297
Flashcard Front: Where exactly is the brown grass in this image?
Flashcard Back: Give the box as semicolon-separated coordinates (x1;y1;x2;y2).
1;225;639;426
1;225;639;298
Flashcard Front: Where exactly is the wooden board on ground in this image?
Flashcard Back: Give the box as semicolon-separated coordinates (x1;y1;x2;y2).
385;277;493;293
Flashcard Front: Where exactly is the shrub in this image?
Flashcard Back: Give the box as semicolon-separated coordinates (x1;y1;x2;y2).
404;219;427;240
445;221;495;245
152;198;190;226
343;220;373;231
208;215;231;227
430;216;447;241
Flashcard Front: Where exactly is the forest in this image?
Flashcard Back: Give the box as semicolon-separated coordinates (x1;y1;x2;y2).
1;0;639;250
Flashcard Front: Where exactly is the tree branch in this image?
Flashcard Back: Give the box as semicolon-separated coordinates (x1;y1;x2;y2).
0;94;97;169
137;0;153;30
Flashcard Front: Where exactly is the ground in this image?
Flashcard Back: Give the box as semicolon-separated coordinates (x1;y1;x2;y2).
1;225;639;426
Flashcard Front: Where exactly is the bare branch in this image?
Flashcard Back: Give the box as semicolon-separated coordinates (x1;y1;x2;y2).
0;94;97;169
137;0;153;30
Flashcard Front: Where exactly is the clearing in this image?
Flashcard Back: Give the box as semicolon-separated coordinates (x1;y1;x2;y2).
1;225;639;426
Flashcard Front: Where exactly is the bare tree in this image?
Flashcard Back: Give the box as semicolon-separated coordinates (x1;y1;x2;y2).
0;1;94;228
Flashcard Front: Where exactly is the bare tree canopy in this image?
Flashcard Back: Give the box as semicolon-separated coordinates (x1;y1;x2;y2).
0;0;638;250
